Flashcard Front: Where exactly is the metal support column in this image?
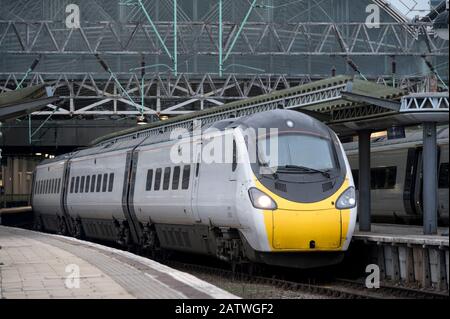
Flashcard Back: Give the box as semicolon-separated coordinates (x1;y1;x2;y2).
219;0;223;77
173;0;177;76
358;130;372;232
422;122;438;235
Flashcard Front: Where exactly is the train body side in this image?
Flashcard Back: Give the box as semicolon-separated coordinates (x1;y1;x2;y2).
31;110;357;268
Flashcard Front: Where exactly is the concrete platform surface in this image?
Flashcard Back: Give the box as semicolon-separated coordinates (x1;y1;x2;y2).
354;223;449;247
0;226;238;299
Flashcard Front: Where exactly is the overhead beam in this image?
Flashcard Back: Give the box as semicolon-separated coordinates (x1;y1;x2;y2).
341;91;401;111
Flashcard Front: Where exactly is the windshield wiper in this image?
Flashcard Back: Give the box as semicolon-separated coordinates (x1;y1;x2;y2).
276;165;331;178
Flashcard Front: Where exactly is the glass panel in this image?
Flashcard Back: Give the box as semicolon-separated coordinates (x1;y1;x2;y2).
102;173;108;192
172;167;180;190
85;176;90;193
258;133;336;171
154;168;162;191
163;168;171;190
90;175;96;192
70;177;75;193
96;174;102;192
108;173;114;192
182;165;190;190
146;169;153;191
75;176;80;193
80;176;85;193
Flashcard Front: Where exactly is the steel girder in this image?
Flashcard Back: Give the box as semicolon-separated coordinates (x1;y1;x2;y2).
0;21;447;57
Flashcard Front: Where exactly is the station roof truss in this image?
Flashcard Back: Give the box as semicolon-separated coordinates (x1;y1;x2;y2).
0;72;441;119
0;0;447;79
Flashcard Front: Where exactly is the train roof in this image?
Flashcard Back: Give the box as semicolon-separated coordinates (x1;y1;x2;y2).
343;126;449;152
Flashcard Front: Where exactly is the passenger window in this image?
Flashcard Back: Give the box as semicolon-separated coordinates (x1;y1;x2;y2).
70;177;75;193
96;174;102;192
102;173;108;192
108;173;114;192
195;163;200;177
154;168;162;191
146;169;153;191
182;165;190;190
439;163;449;189
172;167;180;190
80;176;85;193
53;179;57;193
75;176;80;193
371;167;397;190
232;140;237;172
57;179;61;193
163;167;171;190
90;175;96;192
85;176;90;193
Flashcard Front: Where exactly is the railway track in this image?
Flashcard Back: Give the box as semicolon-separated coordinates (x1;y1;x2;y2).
162;260;449;299
334;278;449;299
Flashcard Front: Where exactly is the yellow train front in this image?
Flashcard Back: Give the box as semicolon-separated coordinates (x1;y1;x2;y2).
234;110;357;269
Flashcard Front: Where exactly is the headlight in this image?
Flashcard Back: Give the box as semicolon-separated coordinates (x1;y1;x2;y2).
248;188;277;210
336;187;356;209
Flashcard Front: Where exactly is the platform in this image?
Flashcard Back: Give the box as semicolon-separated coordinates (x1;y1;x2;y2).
352;224;449;291
0;226;238;299
354;224;449;247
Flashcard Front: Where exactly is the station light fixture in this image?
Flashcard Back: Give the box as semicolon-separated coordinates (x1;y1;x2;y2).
35;153;42;156
137;115;148;125
160;115;169;121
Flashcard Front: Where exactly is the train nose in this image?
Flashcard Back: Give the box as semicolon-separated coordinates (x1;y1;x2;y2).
271;208;342;250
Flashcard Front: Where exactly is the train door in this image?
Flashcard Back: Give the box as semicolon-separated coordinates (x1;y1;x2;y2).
413;149;423;216
415;147;442;217
437;147;449;223
190;141;202;222
403;147;423;219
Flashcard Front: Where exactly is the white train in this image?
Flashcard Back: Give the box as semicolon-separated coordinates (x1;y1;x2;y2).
31;110;357;269
344;127;449;225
